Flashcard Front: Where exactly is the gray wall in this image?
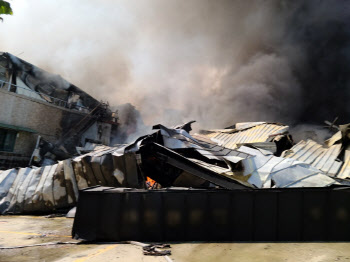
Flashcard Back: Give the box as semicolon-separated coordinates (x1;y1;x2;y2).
0;88;91;156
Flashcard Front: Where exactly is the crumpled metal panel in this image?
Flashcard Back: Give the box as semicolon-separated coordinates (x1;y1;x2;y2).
0;122;346;214
0;144;144;214
0;162;77;214
200;123;289;149
157;125;338;189
234;146;338;188
188;158;253;187
282;139;343;177
337;150;350;179
111;152;140;188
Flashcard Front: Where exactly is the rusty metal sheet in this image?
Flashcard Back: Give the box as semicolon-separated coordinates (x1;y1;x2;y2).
63;159;79;203
52;161;69;209
90;156;108;185
80;156;98;186
72;160;89;189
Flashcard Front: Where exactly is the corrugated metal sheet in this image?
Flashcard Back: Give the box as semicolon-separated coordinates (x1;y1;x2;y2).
161;126;339;188
235;146;337;188
0;123;346;214
282;139;343;177
0;160;77;214
0;145;143;214
199;123;289;149
337;150;350;179
235;121;267;130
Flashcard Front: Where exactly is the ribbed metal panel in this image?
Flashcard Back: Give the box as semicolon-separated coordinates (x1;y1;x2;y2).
201;123;288;149
0;146;139;214
337;151;350;179
0;160;77;214
283;140;343;177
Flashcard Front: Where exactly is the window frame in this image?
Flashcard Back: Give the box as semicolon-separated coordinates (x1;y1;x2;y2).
0;128;17;152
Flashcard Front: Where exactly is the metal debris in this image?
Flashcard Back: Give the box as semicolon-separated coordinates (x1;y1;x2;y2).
1;120;350;214
197;122;292;154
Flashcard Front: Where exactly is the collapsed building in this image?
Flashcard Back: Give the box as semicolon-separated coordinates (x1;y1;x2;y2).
1;118;350;241
70;122;350;242
1;120;350;214
0;52;119;169
1;53;350;241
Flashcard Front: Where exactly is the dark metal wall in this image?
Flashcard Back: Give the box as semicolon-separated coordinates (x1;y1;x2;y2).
72;186;350;242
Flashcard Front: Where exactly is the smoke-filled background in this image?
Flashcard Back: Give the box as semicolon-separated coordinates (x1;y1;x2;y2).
1;0;350;131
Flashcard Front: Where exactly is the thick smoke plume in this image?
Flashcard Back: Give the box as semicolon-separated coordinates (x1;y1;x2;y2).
1;0;350;130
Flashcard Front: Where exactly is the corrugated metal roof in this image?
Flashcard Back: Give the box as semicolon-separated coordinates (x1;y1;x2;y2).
0;145;139;214
282;139;343;177
0;123;347;215
237;146;338;188
235;122;267;130
0;160;77;214
336;150;350;179
198;123;289;149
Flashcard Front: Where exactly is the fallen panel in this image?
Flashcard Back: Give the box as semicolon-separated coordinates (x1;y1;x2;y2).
198;122;289;150
282;139;343;177
140;143;249;189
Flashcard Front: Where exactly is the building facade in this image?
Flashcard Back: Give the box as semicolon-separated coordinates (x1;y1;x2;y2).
0;52;118;169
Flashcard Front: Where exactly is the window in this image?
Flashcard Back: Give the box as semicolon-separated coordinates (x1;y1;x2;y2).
0;128;17;152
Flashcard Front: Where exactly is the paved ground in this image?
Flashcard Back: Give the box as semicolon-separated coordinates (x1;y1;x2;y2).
1;216;350;262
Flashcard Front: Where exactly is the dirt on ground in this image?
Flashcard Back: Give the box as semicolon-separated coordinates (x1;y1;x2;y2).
1;216;350;262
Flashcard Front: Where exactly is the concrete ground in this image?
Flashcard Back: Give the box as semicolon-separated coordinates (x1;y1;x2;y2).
1;216;350;262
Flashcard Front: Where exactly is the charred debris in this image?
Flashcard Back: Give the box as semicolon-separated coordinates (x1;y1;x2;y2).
0;52;119;170
71;122;350;242
1;119;350;215
2;53;350;241
2;58;350;242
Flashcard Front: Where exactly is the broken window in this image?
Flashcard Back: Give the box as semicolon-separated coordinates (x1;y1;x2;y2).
0;128;17;152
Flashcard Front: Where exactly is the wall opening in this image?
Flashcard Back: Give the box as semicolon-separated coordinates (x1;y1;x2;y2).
0;128;17;152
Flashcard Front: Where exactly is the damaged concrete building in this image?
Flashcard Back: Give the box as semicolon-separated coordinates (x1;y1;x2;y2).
0;52;119;169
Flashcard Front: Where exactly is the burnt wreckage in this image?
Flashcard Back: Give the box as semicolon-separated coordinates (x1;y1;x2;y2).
71;122;350;242
1;53;350;241
0;52;119;169
2;120;350;241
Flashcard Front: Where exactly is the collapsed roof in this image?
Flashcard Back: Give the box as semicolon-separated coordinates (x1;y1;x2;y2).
282;124;350;180
0;52;119;164
195;122;293;155
1;121;348;214
0;52;100;111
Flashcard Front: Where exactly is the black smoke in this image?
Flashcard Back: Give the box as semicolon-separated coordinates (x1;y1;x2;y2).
1;0;350;129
